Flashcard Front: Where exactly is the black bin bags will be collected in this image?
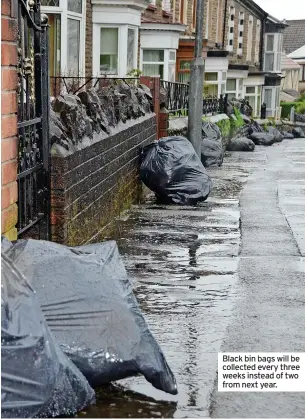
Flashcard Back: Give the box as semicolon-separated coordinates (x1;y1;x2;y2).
140;136;212;205
201;122;224;168
4;239;178;395
1;252;95;419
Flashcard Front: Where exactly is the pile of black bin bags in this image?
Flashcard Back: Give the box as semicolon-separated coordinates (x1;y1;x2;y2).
140;136;212;205
1;237;177;418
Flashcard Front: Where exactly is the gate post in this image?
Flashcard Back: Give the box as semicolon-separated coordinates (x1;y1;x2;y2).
1;0;19;240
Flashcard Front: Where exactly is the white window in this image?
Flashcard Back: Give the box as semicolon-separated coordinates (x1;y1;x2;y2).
168;50;176;82
204;72;219;96
227;5;235;52
41;0;85;78
247;16;253;62
127;28;136;73
244;85;262;117
237;12;244;56
255;20;261;63
142;50;164;79
226;78;237;100
264;88;272;108
264;33;282;72
100;28;118;74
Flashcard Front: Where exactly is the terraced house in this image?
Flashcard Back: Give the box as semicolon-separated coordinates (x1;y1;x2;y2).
41;0;286;117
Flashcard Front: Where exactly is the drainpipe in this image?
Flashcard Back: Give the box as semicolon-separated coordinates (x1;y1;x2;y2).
222;0;228;49
260;16;267;72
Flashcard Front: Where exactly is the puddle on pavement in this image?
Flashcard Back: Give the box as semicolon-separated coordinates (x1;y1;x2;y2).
74;151;264;418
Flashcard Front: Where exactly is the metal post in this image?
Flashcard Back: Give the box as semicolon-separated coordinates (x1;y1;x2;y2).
188;0;205;157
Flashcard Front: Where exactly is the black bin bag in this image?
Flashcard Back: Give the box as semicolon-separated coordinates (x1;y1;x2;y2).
201;122;224;168
140;136;212;205
4;239;178;395
1;251;95;419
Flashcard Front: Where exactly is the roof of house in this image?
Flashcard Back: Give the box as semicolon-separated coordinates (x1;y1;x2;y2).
288;45;305;60
283;20;305;55
281;54;301;70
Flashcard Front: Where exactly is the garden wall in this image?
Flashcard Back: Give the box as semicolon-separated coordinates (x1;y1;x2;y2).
51;115;156;246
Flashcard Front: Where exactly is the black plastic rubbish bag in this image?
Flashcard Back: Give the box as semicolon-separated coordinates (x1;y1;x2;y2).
292;127;305;138
4;239;178;395
227;137;255;152
202;121;222;141
140;136;212;205
1;251;95;419
282;131;294;139
201;138;224;167
248;121;264;135
249;132;275;146
241;114;252;124
267;127;284;142
201;122;224;167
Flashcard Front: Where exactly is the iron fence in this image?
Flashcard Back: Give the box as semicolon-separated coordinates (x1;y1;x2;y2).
160;80;189;116
160;80;228;117
17;0;50;239
50;76;139;96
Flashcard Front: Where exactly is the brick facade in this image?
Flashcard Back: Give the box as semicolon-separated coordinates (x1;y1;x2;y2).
85;0;93;77
223;0;265;69
51;116;156;246
1;0;18;240
142;2;173;23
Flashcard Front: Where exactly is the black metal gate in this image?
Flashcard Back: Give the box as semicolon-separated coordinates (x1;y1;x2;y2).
17;0;50;239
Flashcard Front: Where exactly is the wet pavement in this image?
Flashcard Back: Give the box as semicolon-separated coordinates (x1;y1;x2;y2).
81;139;305;418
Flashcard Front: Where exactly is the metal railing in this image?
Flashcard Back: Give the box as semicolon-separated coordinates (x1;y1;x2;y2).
203;94;228;115
50;76;139;97
160;80;228;117
160;80;189;116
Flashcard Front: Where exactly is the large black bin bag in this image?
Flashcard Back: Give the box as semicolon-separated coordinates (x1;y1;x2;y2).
140;136;212;205
1;252;95;419
4;239;178;395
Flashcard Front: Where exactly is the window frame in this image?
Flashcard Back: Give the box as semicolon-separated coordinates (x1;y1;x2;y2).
127;27;137;73
142;49;165;79
41;0;85;76
99;26;119;75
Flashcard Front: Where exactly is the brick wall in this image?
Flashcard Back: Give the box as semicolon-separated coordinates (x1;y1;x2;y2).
1;0;18;241
85;0;92;77
142;2;173;23
51;115;156;246
224;0;263;68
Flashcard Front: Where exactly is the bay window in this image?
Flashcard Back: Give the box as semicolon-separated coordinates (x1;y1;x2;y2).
127;28;136;73
264;33;283;72
41;0;85;78
226;78;237;100
142;50;164;78
100;28;118;74
67;19;80;75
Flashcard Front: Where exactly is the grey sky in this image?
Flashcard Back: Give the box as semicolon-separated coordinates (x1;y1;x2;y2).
254;0;305;20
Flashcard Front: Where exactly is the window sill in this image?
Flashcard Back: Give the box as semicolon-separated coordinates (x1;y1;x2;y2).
147;4;157;11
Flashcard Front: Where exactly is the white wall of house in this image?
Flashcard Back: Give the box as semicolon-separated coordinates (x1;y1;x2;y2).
140;24;185;82
92;0;147;77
